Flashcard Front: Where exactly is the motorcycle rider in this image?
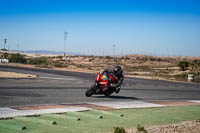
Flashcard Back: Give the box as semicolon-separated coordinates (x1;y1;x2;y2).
102;66;124;93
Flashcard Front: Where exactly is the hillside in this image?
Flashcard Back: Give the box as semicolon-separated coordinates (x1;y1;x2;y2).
1;51;200;83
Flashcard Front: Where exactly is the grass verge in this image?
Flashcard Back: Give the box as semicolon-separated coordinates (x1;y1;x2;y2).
0;105;200;133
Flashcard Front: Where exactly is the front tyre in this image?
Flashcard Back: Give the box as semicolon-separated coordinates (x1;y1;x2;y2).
85;84;97;97
85;89;94;97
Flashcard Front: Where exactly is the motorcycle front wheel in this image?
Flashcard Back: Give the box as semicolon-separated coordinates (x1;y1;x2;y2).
85;85;96;97
85;89;94;97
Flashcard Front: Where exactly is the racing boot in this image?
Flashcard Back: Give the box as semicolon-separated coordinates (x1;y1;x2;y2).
115;86;121;94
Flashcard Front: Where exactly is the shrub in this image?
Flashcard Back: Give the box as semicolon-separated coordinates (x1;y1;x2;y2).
193;60;200;65
178;61;189;71
137;125;148;133
77;64;88;68
105;56;112;59
53;62;63;67
53;62;68;67
57;56;63;59
8;53;27;64
123;64;135;72
1;52;9;58
114;127;126;133
28;57;49;65
194;74;200;83
189;60;200;73
174;73;188;82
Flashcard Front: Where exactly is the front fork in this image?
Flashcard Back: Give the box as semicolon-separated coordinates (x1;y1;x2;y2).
93;81;100;93
95;81;110;93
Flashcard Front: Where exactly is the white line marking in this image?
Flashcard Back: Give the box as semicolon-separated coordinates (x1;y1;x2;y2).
89;101;165;109
0;107;90;118
189;100;200;103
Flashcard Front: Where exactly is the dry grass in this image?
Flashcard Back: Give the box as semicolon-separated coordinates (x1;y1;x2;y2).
2;53;200;82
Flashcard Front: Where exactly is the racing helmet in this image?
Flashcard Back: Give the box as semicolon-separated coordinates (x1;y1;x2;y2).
113;66;122;76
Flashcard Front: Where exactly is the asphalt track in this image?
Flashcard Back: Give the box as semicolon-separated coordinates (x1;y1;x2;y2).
0;65;200;107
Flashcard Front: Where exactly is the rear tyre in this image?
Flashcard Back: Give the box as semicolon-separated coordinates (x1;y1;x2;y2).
104;91;111;97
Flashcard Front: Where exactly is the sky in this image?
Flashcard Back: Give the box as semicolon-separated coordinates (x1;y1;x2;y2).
0;0;200;56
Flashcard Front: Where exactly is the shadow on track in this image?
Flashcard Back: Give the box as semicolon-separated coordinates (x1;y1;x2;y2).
92;95;142;100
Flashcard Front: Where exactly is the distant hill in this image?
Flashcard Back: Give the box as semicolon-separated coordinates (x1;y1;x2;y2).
11;50;79;55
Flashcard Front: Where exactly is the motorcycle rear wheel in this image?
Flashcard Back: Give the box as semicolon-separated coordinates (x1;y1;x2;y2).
104;91;112;97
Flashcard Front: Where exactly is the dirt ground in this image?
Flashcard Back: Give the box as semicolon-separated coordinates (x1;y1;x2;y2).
2;53;200;83
127;120;200;133
0;71;36;78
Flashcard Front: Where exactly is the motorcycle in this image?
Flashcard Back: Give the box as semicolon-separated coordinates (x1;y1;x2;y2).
85;72;120;97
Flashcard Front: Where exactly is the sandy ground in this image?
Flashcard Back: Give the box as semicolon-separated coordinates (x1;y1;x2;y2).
0;71;36;78
0;63;190;83
127;120;200;133
0;63;198;84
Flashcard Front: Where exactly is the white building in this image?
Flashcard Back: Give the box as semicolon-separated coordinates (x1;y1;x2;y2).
0;59;9;63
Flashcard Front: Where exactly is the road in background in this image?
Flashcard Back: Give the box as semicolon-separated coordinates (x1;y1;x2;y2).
0;65;200;107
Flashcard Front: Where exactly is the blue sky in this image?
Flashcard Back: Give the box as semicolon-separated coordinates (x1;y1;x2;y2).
0;0;200;56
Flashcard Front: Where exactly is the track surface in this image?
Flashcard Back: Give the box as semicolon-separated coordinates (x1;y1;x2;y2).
0;65;200;107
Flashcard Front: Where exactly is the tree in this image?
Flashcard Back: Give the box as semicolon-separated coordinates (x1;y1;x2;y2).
178;61;189;71
189;60;200;73
8;53;27;64
28;57;49;65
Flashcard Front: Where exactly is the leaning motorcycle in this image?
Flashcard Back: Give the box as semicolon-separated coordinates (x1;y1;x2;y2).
85;72;120;97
